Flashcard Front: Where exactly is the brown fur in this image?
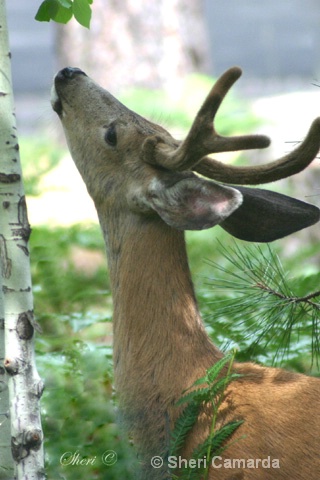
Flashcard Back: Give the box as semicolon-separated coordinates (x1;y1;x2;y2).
52;67;320;479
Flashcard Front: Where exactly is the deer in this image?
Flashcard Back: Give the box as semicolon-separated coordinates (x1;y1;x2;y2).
51;66;320;479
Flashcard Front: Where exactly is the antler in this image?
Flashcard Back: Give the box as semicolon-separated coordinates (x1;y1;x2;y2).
194;117;320;185
142;66;320;184
142;67;270;171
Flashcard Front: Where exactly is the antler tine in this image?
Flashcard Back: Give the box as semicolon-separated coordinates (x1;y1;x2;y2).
142;67;270;171
194;117;320;185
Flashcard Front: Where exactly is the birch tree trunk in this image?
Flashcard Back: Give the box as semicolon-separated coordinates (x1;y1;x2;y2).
0;274;13;479
0;1;44;478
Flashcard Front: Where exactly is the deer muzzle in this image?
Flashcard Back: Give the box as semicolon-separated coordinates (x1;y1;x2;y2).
51;67;87;115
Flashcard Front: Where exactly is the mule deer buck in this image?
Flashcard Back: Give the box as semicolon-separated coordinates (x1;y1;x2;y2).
52;66;320;479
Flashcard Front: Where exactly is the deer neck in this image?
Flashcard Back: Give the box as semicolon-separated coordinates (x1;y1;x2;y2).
97;209;221;465
98;209;221;383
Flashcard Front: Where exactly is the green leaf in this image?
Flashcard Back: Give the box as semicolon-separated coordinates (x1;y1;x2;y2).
170;403;201;457
184;352;237;394
73;0;92;28
176;421;243;480
35;0;73;24
58;0;73;6
53;6;73;24
35;0;92;27
175;387;211;407
207;374;242;403
191;374;208;387
189;420;244;468
206;354;233;384
35;0;52;21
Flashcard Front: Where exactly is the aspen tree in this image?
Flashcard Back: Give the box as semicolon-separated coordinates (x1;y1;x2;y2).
0;1;44;478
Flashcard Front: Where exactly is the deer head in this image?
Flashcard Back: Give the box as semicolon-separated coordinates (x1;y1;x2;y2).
51;66;320;243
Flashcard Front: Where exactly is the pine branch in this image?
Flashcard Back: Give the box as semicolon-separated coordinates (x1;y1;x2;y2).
255;281;320;310
203;241;320;365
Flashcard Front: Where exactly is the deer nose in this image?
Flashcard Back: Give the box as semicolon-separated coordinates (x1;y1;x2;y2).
59;67;87;79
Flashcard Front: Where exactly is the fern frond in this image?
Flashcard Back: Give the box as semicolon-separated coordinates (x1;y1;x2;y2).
182;351;237;395
178;464;206;480
177;420;244;480
175;387;211;407
171;350;242;479
170;402;201;457
207;374;242;405
209;420;244;454
205;354;233;383
191;375;208;388
192;420;244;464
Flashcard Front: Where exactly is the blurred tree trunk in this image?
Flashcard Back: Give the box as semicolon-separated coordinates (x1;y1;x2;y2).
0;1;44;477
56;0;211;94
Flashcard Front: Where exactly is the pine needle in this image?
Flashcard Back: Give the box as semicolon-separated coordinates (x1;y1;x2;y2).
203;240;320;366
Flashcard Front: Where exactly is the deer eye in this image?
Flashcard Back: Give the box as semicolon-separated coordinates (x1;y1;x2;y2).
104;124;117;146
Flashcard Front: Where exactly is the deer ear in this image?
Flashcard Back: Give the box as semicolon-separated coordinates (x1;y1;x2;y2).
220;186;320;242
146;176;243;230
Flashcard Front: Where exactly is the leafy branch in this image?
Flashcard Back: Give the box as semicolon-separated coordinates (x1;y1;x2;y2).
169;351;243;479
35;0;93;28
202;241;320;366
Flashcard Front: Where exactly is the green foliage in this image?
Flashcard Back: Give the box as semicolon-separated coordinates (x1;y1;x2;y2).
200;241;320;369
30;223;138;478
30;225;108;315
35;0;92;28
170;403;201;460
19;136;64;196
170;352;243;479
38;334;137;479
29;220;133;477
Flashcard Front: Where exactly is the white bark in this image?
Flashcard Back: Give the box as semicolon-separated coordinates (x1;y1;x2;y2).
0;274;13;478
0;1;44;478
